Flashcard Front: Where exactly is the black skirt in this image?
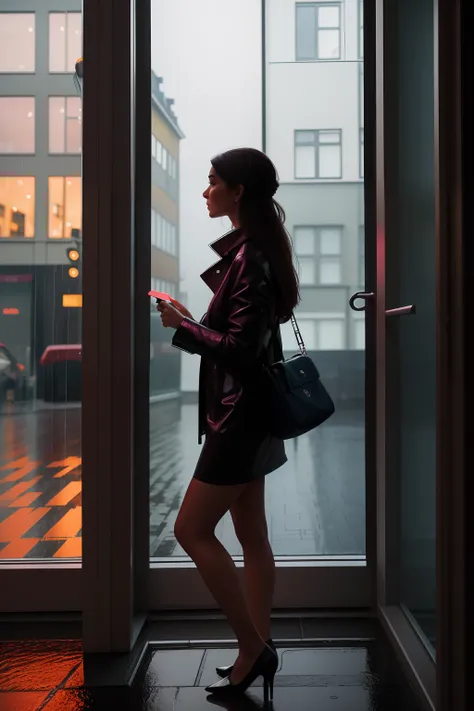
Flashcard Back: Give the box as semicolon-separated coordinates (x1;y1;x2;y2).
193;428;287;486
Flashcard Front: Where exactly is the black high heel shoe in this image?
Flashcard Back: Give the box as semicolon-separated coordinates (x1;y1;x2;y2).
206;644;278;703
216;639;277;678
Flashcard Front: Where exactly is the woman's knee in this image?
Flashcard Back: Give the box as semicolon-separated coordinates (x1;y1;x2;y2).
174;512;214;551
233;518;269;550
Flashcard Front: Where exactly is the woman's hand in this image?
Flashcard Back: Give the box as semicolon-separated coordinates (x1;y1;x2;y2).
169;298;193;320
157;300;186;330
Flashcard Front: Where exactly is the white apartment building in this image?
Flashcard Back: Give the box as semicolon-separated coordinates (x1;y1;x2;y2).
265;0;365;363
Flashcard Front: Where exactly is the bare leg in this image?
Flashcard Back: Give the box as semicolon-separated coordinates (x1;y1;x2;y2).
174;478;265;681
231;477;275;641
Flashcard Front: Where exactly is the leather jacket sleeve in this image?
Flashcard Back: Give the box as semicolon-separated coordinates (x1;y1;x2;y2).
172;253;272;370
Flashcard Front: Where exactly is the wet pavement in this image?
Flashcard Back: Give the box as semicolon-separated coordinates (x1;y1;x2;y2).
0;625;423;711
0;400;365;560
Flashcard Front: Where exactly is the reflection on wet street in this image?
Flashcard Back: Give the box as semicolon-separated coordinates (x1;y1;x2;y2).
0;400;365;560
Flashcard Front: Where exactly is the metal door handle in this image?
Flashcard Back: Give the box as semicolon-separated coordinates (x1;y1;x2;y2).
386;304;416;317
349;291;374;312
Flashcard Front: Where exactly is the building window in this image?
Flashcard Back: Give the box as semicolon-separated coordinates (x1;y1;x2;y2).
49;13;82;73
295;130;342;179
0;14;35;73
282;315;345;351
359;128;364;178
0;178;35;238
48;177;82;239
354;318;365;350
49;97;82;154
295;226;343;285
150;277;177;300
0;98;35;153
359;0;364;59
151;209;177;256
296;3;341;61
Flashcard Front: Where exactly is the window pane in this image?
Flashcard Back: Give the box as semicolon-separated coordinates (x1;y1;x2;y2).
319;130;340;144
318;30;340;59
300;321;317;350
295;145;315;178
0;0;83;568
354;319;365;350
320;228;341;254
0;14;35;72
0;178;35;238
295;130;316;145
320;258;341;284
319;144;341;177
296;5;316;60
49;13;66;72
318;320;344;349
295;227;315;254
66;115;82;153
149;0;366;566
48;177;82;239
64;177;82;238
299;257;316;285
67;14;82;73
318;6;340;28
49;97;66;153
0;98;35;153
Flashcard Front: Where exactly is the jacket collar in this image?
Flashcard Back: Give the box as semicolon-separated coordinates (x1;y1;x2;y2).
201;229;249;294
209;228;249;258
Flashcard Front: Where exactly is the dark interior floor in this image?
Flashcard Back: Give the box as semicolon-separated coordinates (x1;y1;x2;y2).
0;617;423;711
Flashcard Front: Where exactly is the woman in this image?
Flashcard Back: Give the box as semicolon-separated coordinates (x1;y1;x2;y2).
158;147;299;701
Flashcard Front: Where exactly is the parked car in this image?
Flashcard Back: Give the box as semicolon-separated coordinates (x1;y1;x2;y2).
0;342;29;403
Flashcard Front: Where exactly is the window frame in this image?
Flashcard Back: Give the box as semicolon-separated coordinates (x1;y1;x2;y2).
295;2;342;62
359;225;365;287
358;0;364;60
49;11;82;74
294;225;344;285
294;129;343;180
48;96;82;154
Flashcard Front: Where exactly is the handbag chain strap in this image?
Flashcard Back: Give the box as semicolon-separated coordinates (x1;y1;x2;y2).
290;313;307;356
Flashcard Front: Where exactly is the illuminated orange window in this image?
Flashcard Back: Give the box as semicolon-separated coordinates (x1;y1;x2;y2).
48;177;82;239
0;177;35;238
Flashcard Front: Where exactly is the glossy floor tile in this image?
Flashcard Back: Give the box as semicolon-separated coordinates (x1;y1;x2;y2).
0;634;422;711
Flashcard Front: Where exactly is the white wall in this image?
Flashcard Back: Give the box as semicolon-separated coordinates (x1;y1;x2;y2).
266;61;361;182
151;0;262;391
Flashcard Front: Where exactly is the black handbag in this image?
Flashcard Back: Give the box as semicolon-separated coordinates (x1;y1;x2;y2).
264;314;335;440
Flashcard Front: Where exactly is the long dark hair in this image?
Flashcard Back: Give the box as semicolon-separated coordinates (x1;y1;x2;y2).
211;148;300;322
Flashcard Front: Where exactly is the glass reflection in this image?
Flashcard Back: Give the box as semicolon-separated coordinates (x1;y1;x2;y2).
149;0;365;560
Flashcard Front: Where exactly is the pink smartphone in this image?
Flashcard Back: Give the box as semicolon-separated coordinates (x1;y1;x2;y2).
149;290;172;303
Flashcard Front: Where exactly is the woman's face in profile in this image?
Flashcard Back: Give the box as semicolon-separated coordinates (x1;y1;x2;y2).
203;166;240;220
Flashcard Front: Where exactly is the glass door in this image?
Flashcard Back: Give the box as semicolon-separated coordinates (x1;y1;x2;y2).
0;0;83;611
145;0;372;609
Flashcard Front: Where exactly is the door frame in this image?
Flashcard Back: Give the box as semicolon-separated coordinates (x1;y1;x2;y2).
139;0;377;612
373;0;465;709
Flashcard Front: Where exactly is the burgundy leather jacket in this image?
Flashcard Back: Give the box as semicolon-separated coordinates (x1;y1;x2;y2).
172;229;283;448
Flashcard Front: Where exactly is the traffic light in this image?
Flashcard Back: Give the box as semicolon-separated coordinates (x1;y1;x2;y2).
67;244;81;279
